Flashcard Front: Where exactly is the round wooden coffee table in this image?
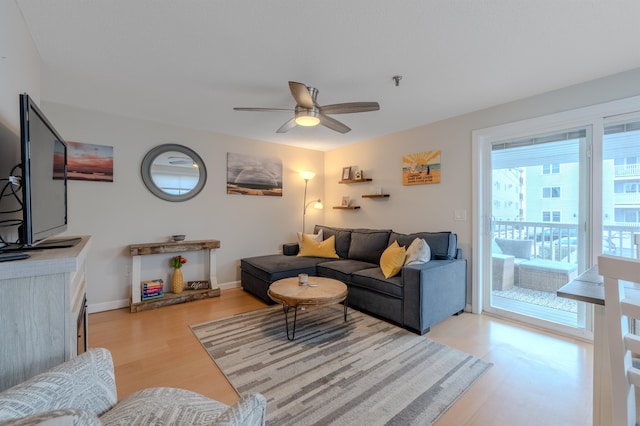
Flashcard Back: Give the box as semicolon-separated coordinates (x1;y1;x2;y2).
268;276;348;340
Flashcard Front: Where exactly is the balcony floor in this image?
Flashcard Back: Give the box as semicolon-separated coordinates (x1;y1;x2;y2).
492;286;579;327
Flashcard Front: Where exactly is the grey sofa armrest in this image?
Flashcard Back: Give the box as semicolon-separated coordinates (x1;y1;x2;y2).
401;259;467;334
0;348;117;422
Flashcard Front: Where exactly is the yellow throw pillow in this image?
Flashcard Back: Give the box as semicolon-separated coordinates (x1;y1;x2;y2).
380;241;407;278
298;234;339;259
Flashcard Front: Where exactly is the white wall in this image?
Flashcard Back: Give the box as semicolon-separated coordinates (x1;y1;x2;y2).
325;68;640;301
0;0;41;244
41;103;325;311
0;0;41;132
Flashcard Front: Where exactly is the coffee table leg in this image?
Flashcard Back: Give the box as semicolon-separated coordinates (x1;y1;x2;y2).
344;297;348;322
282;304;298;341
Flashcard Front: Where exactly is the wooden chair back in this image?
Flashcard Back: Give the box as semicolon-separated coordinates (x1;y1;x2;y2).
599;254;640;426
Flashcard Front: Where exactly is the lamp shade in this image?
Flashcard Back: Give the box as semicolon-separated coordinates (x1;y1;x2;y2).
300;171;316;181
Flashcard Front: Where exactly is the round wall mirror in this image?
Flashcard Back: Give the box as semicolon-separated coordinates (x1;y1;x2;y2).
141;144;207;202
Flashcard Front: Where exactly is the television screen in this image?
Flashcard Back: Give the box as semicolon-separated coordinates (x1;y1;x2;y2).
19;93;68;246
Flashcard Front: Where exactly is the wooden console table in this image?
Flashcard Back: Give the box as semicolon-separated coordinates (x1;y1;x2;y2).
128;239;220;312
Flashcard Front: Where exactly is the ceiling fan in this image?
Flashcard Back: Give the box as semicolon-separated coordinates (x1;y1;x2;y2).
233;81;380;134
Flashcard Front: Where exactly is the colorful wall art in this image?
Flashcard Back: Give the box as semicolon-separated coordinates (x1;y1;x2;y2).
402;150;441;185
67;141;114;182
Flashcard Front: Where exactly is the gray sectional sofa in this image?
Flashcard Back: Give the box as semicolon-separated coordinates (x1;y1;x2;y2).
240;225;467;334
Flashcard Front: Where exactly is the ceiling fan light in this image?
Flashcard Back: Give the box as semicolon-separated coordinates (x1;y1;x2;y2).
295;115;320;127
295;108;320;127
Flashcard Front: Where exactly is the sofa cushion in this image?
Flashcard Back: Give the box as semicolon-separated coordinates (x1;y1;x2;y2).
297;229;323;244
298;234;339;259
380;241;406;278
389;231;457;260
348;229;392;264
240;255;331;283
495;238;533;260
351;267;404;298
316;259;377;284
314;225;352;258
405;238;431;265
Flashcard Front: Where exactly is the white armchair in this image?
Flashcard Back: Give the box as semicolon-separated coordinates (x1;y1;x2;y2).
0;348;266;426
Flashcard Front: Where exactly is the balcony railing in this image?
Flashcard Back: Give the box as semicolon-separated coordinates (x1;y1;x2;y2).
615;163;640;177
494;220;640;262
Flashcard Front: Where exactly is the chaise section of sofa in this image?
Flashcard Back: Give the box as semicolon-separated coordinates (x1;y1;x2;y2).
240;225;467;334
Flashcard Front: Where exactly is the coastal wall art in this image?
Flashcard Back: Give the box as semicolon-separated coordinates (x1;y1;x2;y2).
66;141;114;182
226;152;283;196
402;150;441;185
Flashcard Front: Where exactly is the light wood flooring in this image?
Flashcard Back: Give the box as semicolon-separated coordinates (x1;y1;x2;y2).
89;288;592;425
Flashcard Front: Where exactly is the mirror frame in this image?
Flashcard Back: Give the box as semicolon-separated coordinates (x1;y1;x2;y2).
141;144;207;202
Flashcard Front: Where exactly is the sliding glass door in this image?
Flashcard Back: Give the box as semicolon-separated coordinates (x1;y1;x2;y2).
603;113;640;260
485;127;589;334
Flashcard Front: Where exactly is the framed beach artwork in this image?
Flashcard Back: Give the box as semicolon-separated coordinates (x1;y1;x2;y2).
66;141;114;182
226;152;283;196
402;150;441;185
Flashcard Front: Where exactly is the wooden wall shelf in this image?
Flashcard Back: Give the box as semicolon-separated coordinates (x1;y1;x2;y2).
339;179;372;184
362;194;390;198
333;206;361;210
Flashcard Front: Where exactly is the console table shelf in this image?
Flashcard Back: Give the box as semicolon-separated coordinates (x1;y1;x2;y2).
333;206;361;210
128;239;220;311
362;194;390;198
130;288;221;312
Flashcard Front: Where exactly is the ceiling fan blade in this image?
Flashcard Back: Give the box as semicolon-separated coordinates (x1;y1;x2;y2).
233;107;293;112
276;118;297;133
320;102;380;115
319;114;350;134
288;81;315;109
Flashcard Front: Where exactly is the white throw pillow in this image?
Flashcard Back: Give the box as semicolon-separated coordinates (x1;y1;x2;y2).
404;238;431;265
297;229;323;244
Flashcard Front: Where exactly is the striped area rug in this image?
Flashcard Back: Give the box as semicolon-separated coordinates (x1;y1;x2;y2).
191;305;491;426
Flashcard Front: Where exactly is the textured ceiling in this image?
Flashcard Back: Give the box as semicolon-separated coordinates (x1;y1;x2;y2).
15;0;640;151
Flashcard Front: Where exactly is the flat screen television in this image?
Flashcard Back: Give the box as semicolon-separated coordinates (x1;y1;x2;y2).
18;93;69;247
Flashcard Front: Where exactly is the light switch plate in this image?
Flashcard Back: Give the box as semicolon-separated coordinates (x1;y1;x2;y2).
454;209;467;221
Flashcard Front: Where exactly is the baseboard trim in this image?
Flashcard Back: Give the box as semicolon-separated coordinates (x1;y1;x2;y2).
88;281;242;313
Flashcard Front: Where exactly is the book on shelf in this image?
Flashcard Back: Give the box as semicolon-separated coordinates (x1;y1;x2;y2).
141;294;163;301
143;290;163;296
142;285;163;291
141;279;164;291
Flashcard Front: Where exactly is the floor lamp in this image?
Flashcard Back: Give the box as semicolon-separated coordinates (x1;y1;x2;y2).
301;171;322;233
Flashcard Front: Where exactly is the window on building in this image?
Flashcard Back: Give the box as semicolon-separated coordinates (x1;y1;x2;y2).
542;211;561;222
542;163;560;174
542;186;561;198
